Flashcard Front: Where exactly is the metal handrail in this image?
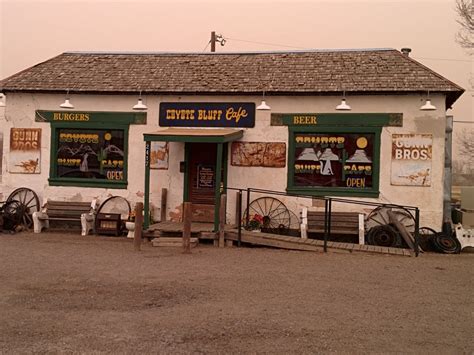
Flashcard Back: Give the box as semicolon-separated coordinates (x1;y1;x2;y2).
224;186;420;256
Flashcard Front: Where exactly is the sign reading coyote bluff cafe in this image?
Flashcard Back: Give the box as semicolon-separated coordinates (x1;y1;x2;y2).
159;103;255;128
9;128;41;174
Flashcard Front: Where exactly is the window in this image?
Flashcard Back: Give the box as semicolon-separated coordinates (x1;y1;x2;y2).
287;126;381;197
49;126;128;188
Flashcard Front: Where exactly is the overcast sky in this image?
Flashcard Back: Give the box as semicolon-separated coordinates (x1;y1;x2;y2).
1;0;472;130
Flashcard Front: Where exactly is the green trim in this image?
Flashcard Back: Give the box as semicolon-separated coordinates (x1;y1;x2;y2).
223;144;228;191
214;143;224;232
287;126;381;198
49;123;129;189
48;178;127;189
144;130;243;143
144;141;151;229
286;187;380;198
273;113;402;127
36;110;147;124
183;143;190;202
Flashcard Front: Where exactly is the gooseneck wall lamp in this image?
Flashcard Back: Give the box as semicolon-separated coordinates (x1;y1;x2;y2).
59;89;74;109
133;91;148;110
420;91;436;111
256;91;271;110
335;91;351;111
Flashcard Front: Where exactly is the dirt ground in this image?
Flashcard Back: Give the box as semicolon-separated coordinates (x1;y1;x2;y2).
0;231;472;354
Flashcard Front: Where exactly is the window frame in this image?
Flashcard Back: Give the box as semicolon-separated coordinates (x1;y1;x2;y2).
49;121;129;189
287;125;381;197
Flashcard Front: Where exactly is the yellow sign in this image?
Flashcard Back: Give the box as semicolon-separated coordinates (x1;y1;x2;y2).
53;112;90;121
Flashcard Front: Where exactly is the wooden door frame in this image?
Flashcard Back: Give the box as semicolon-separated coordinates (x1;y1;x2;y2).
183;142;228;230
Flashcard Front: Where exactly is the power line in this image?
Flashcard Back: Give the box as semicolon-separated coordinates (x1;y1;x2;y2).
202;41;211;53
224;37;309;50
453;120;474;124
217;36;472;64
413;57;472;63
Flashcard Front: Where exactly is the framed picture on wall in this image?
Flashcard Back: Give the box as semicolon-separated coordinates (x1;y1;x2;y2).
150;142;169;170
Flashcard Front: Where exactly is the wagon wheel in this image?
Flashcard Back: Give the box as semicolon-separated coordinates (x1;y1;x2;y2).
6;188;40;228
366;224;402;247
417;226;437;251
2;200;24;231
243;197;291;234
366;206;416;234
95;196;131;233
288;210;300;229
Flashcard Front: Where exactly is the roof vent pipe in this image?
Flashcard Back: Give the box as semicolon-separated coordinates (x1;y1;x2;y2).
401;48;412;56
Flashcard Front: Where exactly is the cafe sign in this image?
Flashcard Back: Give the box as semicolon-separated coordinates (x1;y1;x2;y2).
159;102;255;128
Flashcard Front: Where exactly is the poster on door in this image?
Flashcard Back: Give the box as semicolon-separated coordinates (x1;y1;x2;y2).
391;134;432;186
9;128;41;174
197;165;215;188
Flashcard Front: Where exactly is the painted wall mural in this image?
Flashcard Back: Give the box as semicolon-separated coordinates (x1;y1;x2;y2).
231;142;286;167
149;142;169;170
391;134;432;186
9;128;41;174
293;133;374;188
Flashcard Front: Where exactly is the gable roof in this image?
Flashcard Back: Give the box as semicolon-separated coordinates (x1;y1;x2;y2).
0;48;464;107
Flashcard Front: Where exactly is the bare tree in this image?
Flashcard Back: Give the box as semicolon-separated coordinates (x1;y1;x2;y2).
457;128;474;164
455;0;474;53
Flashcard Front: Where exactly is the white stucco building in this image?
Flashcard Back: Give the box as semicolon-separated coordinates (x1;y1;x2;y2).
0;49;464;230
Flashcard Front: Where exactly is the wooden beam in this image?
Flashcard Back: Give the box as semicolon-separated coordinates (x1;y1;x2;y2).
134;202;144;251
182;202;192;254
387;210;416;251
219;194;226;248
160;188;167;222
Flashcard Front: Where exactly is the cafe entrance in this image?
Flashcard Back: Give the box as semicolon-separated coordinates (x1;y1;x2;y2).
143;128;244;230
186;142;226;222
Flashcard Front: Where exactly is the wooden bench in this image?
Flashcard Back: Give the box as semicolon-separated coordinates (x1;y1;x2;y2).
33;200;97;236
300;208;365;244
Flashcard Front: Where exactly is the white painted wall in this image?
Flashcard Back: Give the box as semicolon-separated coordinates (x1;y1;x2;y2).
0;92;446;228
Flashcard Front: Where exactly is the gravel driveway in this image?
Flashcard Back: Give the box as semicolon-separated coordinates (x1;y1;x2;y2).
0;231;472;353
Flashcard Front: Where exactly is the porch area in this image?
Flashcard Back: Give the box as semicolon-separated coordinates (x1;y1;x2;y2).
143;220;414;257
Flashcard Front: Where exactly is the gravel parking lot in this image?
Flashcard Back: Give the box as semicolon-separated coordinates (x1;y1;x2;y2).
0;231;472;353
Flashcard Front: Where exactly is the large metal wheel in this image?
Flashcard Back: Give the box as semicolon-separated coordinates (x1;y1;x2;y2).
366;206;416;234
95;196;131;233
418;226;437;251
6;188;40;228
243;197;291;234
432;233;461;254
1;200;24;231
366;224;402;247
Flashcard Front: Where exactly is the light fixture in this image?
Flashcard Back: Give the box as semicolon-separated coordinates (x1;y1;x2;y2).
336;91;351;110
133;91;147;110
59;89;74;109
0;93;5;107
256;91;271;110
420;91;436;111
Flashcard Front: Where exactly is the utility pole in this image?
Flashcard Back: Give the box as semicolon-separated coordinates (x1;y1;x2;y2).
211;31;216;52
210;31;225;52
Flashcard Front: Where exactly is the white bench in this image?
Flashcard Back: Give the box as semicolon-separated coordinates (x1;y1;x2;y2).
33;200;97;236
